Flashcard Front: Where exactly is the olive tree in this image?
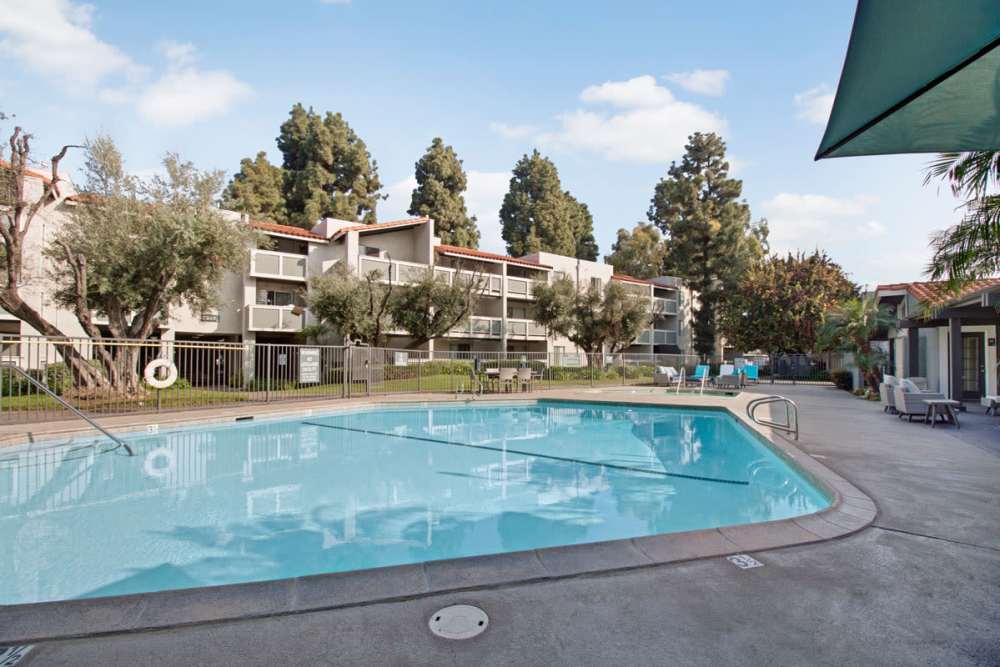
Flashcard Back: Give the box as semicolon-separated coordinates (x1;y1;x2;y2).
307;263;395;346
45;137;257;393
388;268;486;349
532;276;650;362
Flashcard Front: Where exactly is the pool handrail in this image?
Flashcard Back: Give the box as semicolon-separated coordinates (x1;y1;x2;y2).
0;361;134;455
746;394;799;441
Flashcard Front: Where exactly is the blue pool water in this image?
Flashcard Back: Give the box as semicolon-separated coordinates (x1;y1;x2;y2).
0;401;830;605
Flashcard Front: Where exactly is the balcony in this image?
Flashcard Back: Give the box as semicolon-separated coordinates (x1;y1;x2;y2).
653;329;678;346
633;329;678;346
448;316;503;339
653;297;678;315
250;249;307;282
437;267;503;296
505;276;541;300
505;318;547;340
247;305;305;333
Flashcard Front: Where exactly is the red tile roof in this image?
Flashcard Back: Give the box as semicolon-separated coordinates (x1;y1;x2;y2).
611;274;655;286
0;159;55;185
250;220;326;241
329;217;430;241
876;278;1000;305
435;244;552;269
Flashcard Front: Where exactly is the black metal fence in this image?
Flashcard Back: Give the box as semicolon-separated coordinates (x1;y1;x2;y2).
0;336;702;424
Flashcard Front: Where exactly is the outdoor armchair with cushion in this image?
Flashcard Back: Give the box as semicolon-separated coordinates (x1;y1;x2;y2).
653;366;680;386
743;364;759;384
714;363;741;388
893;382;945;422
879;382;896;413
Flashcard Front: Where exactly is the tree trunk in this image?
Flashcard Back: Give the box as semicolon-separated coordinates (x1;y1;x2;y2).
2;294;110;391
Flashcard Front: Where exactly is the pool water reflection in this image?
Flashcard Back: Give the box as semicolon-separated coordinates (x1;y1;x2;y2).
0;401;829;605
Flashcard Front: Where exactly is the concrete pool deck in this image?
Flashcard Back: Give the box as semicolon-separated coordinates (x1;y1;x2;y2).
6;385;1000;665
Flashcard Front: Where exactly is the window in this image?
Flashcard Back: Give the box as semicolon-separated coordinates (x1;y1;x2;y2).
0;321;19;356
590;277;602;290
200;309;220;322
361;245;383;258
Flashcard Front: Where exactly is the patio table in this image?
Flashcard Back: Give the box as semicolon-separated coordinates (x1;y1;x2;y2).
923;399;961;429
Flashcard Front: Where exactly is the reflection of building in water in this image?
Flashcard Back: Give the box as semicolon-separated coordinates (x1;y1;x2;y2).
474;456;533;498
0;430;215;516
246;484;302;517
537;468;608;506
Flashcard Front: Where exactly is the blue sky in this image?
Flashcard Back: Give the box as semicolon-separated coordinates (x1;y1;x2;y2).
0;0;964;288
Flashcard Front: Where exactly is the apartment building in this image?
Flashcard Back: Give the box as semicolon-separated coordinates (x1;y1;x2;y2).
3;170;696;359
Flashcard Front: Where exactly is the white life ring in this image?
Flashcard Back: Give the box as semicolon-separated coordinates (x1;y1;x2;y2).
143;447;175;479
144;358;178;389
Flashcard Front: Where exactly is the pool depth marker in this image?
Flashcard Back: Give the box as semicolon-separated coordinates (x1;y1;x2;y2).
302;421;749;486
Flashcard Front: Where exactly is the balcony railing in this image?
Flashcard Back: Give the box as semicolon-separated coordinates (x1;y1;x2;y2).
634;329;679;346
653;329;678;346
247;305;305;332
251;249;307;282
506;318;547;339
505;276;542;300
448;316;502;338
653;297;678;315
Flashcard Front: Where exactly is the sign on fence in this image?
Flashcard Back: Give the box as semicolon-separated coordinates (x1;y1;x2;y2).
298;347;320;384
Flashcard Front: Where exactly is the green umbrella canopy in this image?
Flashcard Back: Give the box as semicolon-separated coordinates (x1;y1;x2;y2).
816;0;1000;160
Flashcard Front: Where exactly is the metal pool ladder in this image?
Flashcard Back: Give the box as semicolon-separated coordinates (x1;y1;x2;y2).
1;362;134;455
746;395;799;441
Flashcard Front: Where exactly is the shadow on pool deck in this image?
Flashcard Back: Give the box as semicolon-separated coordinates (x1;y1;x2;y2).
19;384;1000;667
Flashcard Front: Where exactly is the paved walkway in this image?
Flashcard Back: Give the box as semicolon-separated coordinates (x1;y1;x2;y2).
19;385;1000;666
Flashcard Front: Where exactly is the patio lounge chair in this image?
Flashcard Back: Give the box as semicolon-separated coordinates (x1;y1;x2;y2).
743;364;759;384
653;366;680;386
893;379;945;422
982;395;999;416
687;364;709;383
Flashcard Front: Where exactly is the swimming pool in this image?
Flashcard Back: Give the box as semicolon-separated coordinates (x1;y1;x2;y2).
0;400;830;605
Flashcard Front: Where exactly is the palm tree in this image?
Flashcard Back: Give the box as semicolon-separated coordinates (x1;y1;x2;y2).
817;296;894;392
923;151;1000;284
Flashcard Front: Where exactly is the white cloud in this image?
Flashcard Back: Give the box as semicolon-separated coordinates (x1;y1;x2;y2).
538;75;725;163
489;122;538;140
761;193;883;254
0;1;250;127
0;0;145;86
794;84;835;125
579;75;675;108
664;69;730;96
382;171;509;253
136;41;251;127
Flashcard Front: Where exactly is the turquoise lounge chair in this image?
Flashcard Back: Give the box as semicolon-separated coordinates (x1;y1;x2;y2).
743;364;759;383
687;364;709;383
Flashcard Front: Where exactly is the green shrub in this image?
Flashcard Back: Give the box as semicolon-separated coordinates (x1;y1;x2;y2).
831;369;853;391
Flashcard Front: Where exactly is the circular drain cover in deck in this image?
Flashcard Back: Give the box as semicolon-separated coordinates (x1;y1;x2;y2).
428;604;489;639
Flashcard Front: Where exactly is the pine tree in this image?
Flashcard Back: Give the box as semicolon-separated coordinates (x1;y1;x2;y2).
408;138;479;247
221;151;287;223
500;150;598;259
648;132;767;357
605;223;667;279
277;104;384;227
565;192;599;261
